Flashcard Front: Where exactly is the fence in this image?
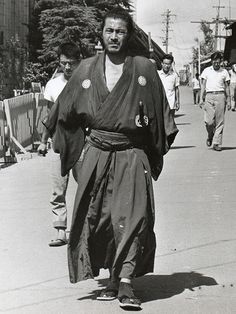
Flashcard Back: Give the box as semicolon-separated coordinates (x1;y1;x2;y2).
0;101;5;158
35;93;50;137
1;93;48;161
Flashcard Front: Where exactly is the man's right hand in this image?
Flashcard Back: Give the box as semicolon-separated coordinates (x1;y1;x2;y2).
37;143;48;156
199;101;205;109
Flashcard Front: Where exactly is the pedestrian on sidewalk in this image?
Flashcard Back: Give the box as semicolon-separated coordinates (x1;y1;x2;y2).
229;63;236;111
192;73;201;105
37;42;82;246
45;8;178;310
200;51;231;151
158;53;180;117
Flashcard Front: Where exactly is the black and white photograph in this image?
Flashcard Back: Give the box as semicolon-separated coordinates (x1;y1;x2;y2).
0;0;235;313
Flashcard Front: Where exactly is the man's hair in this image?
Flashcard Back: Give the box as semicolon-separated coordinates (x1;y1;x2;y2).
211;51;222;61
161;54;174;63
101;7;134;36
57;42;81;60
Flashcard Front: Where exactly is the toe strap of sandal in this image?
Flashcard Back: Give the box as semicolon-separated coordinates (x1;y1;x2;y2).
119;295;141;305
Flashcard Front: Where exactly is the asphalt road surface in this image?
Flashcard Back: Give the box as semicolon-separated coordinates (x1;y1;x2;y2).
0;86;235;314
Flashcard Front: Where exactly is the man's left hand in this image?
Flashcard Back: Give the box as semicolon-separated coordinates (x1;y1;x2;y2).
175;102;180;111
38;143;48;156
199;101;205;109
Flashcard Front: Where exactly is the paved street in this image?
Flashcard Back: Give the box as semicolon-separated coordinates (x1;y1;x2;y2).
0;86;236;314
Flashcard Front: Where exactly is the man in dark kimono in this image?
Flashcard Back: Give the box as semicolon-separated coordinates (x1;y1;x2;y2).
45;8;178;310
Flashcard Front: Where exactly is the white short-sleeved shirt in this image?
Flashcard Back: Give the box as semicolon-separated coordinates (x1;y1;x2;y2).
158;69;179;109
192;78;200;90
229;69;236;84
200;66;230;92
44;74;67;102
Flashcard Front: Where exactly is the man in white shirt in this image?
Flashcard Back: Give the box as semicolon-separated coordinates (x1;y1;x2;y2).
200;51;231;151
158;54;180;116
38;42;81;246
192;73;201;105
229;63;236;111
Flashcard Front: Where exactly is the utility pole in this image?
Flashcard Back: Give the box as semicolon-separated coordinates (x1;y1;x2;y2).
161;9;175;54
213;0;225;50
191;1;228;51
197;38;201;74
228;0;231;19
148;32;153;55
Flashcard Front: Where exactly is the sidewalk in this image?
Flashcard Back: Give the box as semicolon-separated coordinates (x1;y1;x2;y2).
0;86;235;314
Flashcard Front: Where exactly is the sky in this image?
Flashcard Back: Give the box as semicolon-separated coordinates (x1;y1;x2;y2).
135;0;236;69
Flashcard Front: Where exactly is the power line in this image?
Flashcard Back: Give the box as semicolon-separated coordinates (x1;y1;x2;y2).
190;0;236;51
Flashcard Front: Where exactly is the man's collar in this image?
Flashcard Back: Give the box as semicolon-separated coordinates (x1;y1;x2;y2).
160;69;173;75
210;65;222;71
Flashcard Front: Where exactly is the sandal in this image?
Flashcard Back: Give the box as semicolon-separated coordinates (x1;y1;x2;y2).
97;280;119;301
48;238;67;247
118;282;142;310
97;288;118;301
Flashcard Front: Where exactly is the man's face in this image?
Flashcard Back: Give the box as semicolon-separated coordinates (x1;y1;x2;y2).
212;58;221;71
59;54;79;79
162;59;172;74
102;17;129;54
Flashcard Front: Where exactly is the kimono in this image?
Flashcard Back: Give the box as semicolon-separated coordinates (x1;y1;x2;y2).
45;52;178;283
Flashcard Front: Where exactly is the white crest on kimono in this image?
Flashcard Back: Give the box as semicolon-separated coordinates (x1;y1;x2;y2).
135;115;149;127
82;79;91;89
138;76;147;86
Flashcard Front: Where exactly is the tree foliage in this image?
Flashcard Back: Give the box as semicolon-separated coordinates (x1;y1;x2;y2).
0;37;28;98
22;62;49;89
199;22;214;55
192;21;214;73
28;0;132;77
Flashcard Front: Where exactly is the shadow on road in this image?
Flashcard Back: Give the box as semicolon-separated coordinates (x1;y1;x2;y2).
77;271;217;303
171;146;195;149
176;122;191;125
133;272;217;303
174;114;186;118
221;146;236;151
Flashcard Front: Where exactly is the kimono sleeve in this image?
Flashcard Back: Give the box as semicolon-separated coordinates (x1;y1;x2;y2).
43;100;59;137
45;69;86;176
152;67;178;154
143;62;178;180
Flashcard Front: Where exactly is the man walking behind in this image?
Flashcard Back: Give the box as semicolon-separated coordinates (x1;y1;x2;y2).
38;42;81;246
158;54;180;116
200;51;231;151
192;73;201;105
229;63;236;111
45;8;178;310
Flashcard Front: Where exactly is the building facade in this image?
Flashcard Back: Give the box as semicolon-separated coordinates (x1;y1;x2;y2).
0;0;35;99
224;22;236;64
